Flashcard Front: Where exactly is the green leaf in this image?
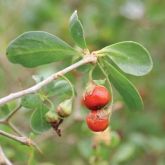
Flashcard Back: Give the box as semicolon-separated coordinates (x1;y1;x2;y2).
6;31;79;67
104;61;143;110
69;11;87;49
98;41;153;76
43;79;72;97
0;104;10;119
30;103;51;134
0;101;18;119
21;94;42;109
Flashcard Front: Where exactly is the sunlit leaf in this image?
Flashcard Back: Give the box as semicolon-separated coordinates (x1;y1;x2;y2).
98;41;153;76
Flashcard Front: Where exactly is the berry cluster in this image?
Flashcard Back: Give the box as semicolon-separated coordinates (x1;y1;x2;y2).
45;83;111;136
83;84;111;132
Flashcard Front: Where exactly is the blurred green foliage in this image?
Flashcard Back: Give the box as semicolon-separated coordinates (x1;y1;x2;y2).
0;0;165;164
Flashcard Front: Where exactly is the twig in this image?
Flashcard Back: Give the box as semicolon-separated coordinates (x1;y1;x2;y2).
0;130;32;146
0;146;13;165
0;105;22;124
0;130;42;154
0;105;23;136
0;129;42;153
0;55;97;106
8;122;23;136
0;103;42;153
5;105;22;122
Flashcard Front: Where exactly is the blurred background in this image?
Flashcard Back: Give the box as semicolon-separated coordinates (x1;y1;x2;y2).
0;0;165;164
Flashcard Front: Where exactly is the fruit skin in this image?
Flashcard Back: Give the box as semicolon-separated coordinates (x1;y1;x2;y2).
84;85;111;110
86;110;109;132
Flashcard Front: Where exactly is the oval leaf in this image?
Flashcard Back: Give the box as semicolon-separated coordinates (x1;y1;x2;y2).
104;61;143;110
30;103;51;134
21;94;42;109
98;41;153;76
6;31;79;67
43;79;72;97
69;11;87;49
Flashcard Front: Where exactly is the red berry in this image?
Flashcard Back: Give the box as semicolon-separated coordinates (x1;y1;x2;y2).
86;110;109;132
84;85;111;110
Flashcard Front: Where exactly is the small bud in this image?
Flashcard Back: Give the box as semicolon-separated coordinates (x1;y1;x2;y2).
45;111;59;123
57;98;73;117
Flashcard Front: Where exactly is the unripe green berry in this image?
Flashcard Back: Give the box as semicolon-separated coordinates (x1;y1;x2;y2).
45;111;59;123
57;98;73;117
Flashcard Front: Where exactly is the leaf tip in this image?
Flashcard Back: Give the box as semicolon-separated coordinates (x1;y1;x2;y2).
70;10;78;21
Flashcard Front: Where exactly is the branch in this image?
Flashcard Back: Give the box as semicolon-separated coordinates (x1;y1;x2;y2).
5;105;22;122
0;55;97;106
0;146;13;165
0;105;23;136
8;122;23;136
0;130;32;146
0;129;42;154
